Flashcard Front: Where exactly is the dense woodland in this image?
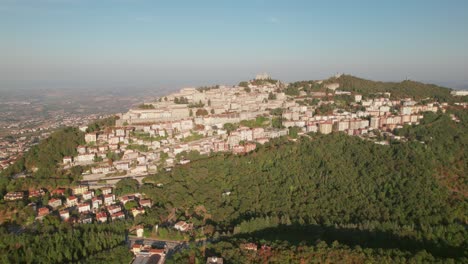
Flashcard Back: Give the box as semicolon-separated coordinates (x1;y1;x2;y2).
0;117;118;196
325;75;465;102
144;110;467;263
0;218;131;263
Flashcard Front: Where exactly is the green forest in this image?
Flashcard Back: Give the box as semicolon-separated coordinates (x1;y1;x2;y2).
143;110;467;263
325;75;464;101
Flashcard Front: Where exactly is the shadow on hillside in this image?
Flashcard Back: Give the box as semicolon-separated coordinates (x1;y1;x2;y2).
230;224;465;259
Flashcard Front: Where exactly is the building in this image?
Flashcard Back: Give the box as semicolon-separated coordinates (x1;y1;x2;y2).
59;209;70;220
28;189;45;198
82;191;94;201
174;221;193;232
207;257;224;264
104;194;115;206
51;188;66;196
36;207;50;219
75;153;95;163
370;117;380;129
255;73;270;80
354;94;362;102
451;90;468;96
131;207;145;217
72;185;89;196
4;191;24;201
85;133;97;143
111;211;125;221
319;122;333;134
101;187;113;195
92;197;102;210
96;212;108;223
80;214;93;224
78;203;91;213
241;243;258;251
63;156;73;164
67;196;79;207
107;205;121;214
119;195;135;205
139;199;152;208
48;198;62;209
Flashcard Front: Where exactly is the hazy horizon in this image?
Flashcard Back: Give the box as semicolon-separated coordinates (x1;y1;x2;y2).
1;0;468;91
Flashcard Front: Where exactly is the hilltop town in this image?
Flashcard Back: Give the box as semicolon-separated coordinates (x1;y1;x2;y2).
1;74;467;264
62;73;456;190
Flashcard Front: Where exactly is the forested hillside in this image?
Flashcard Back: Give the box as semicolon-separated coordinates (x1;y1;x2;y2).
143;110;467;262
325;75;459;101
0;117;117;197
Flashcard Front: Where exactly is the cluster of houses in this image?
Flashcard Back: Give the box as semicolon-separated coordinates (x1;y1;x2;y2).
282;96;440;138
55;78;450;188
4;186;152;223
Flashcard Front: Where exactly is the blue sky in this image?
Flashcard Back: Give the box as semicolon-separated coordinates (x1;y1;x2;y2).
1;0;468;90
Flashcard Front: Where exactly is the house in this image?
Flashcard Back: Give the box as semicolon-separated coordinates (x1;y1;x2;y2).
77;145;87;154
80;214;93;224
28;189;45;198
96;212;108;223
244;143;256;153
174;221;193;232
48;198;62;209
63;156;73;164
78;202;91;213
59;209;70;220
139;199;152;208
107;205;121;214
91;166;112;174
132;165;147;174
119;195;135;205
319;122;333;134
85;133;97;143
51;188;66;196
4;191;24;201
36;207;50;219
149;248;165;256
66;196;79;207
135;226;144;237
92;197;103;210
132;244;143;254
75;153;95;163
103;194;115;206
114;161;130;171
82;191;94;201
111;211;125;221
72;185;88;196
131;207;145;217
241;243;258;251
206;257;223;264
101;187;113;195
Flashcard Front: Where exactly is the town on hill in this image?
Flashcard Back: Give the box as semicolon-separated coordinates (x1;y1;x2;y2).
0;74;467;263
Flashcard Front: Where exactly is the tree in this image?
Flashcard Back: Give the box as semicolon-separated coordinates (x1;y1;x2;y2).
196;109;209;116
223;123;238;133
124;200;138;211
239;81;249;88
115;178;139;196
268;92;277;100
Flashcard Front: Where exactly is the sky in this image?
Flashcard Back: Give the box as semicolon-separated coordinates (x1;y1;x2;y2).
1;0;468;90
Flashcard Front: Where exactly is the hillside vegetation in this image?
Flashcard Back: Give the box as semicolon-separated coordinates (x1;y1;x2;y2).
325;75;457;101
143;111;467;262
